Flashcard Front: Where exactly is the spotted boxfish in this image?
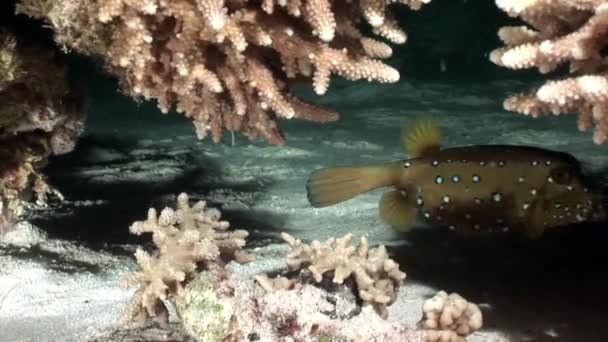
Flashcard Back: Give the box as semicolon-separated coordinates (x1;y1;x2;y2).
306;118;605;239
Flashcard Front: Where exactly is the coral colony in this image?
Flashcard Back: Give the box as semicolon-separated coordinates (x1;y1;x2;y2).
124;193;483;341
1;0;607;341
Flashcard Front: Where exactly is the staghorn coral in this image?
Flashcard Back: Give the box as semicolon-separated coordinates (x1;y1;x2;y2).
491;0;608;144
269;232;407;318
0;32;85;233
121;192;252;325
419;291;483;342
16;0;430;145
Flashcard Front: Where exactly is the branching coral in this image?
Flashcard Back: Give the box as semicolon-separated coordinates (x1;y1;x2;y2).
0;32;85;233
15;0;430;145
264;232;407;318
121;192;252;325
419;291;483;342
491;0;608;144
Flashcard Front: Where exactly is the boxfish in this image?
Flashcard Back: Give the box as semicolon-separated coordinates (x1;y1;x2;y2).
306;118;605;239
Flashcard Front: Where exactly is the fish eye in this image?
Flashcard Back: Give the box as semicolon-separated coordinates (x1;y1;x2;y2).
549;167;573;185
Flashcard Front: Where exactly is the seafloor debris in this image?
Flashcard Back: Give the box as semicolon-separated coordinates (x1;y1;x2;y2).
0;32;85;233
15;0;430;144
121;192;252;325
420;290;483;342
491;0;608;144
176;267;426;341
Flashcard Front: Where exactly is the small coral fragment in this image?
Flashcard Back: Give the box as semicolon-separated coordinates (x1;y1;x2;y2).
420;291;483;342
274;232;406;318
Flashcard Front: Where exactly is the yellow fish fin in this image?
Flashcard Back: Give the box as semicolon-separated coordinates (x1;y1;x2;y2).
524;198;548;240
401;117;442;158
307;163;399;208
378;190;417;231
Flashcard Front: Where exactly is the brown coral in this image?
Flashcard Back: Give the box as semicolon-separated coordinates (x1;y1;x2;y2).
121;192;252;324
0;32;85;233
491;0;608;144
15;0;430;145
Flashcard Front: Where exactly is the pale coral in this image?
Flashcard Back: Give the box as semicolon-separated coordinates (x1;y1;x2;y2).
121;193;252;324
420;291;483;342
278;232;407;318
491;0;608;144
16;0;430;145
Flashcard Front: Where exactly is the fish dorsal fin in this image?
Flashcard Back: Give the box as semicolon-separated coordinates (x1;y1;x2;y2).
401;117;441;158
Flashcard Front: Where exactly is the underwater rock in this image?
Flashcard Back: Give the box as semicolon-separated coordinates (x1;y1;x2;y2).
174;267;426;341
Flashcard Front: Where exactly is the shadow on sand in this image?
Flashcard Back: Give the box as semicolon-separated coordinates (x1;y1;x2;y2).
390;220;608;342
29;135;284;249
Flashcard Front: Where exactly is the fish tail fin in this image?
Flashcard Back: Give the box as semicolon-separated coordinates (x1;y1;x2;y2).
379;190;417;231
402;117;442;158
306;163;400;208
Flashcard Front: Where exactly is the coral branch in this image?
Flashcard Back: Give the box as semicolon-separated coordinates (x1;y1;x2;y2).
492;0;608;144
275;232;407;318
121;193;252;324
15;0;430;144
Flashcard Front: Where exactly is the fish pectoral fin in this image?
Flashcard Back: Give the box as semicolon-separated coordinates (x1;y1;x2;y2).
524;198;547;240
379;190;416;232
401;117;442;158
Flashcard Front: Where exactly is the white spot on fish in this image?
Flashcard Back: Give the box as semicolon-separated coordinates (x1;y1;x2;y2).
442;195;450;203
479;161;486;166
492;192;503;202
531;161;539;166
518;176;525;183
424;211;431;219
472;175;480;183
547;176;554;183
403;161;412;168
449;225;455;230
545;160;552;166
452;175;460;183
474;197;482;205
435;176;444;184
465;213;471;220
523;202;530;210
416;197;424;206
530;188;537;196
498;161;505;167
473;224;480;230
432;160;439;166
